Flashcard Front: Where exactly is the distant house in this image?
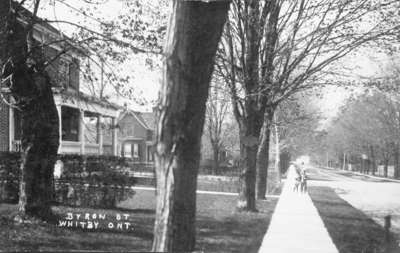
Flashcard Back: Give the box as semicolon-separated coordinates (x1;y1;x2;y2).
117;109;155;163
0;6;119;155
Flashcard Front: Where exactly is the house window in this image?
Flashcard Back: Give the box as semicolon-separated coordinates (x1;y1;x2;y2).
59;59;70;89
69;59;79;90
102;117;113;145
146;130;153;141
59;58;79;91
123;143;132;158
44;46;60;87
62;106;80;141
133;143;139;158
126;126;134;136
83;112;99;144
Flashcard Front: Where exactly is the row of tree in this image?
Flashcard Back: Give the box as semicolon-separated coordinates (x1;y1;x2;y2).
214;0;400;210
325;88;400;178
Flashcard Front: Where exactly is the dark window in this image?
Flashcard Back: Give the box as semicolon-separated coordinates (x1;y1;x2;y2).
126;124;135;136
46;53;79;91
14;109;22;141
59;59;69;89
69;58;79;90
146;130;153;141
44;47;60;87
62;106;80;141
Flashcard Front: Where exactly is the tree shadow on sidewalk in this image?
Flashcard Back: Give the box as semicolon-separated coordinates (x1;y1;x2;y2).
309;186;399;253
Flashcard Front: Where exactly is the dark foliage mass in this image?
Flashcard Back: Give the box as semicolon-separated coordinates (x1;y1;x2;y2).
0;152;136;208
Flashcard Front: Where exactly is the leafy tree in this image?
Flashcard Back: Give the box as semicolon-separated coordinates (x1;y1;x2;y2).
325;90;400;177
0;0;166;221
216;0;400;205
0;0;61;221
272;93;322;173
44;0;168;102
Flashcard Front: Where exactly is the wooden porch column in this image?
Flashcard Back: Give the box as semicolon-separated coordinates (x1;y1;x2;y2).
8;103;14;152
80;110;85;155
56;105;62;153
112;117;118;156
97;115;103;155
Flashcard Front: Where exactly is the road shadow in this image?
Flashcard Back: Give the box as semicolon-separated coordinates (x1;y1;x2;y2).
309;186;399;253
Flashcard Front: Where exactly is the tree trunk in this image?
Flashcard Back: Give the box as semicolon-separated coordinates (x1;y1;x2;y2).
274;118;281;182
394;144;399;179
1;1;60;221
236;0;262;211
342;153;346;170
384;158;389;178
237;125;258;211
370;145;376;175
212;142;220;174
256;110;274;199
151;1;229;252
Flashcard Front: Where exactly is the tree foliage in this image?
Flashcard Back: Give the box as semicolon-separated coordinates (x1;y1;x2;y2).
203;76;232;171
215;0;400;206
273;92;323;157
325;89;400;177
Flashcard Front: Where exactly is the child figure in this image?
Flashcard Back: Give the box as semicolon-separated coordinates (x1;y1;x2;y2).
292;164;302;192
300;169;307;193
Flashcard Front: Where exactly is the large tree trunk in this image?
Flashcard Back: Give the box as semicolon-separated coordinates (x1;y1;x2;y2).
16;73;59;221
237;124;259;211
255;0;280;200
1;1;59;221
151;1;229;252
236;0;262;212
256;110;274;199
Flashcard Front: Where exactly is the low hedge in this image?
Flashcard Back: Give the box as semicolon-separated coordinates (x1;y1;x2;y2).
0;152;136;208
0;152;21;203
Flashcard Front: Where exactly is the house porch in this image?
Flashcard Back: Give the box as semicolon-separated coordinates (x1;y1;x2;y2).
9;93;119;156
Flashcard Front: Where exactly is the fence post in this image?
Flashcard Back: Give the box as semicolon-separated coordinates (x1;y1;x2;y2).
384;215;391;243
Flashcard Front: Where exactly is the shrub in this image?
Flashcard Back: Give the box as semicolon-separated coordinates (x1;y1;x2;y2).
0;152;21;203
0;152;136;208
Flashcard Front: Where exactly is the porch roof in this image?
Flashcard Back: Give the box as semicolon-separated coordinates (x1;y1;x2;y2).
53;89;119;118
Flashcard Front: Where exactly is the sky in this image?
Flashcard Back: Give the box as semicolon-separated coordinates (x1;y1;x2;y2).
36;0;161;111
33;0;390;118
314;47;390;124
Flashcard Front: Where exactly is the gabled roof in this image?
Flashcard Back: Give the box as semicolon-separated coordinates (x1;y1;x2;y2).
141;112;156;130
118;110;156;131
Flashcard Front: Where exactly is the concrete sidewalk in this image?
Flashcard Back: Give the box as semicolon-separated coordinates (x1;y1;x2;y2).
258;167;338;253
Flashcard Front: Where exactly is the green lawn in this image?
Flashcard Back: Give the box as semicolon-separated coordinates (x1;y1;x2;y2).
309;186;400;253
0;190;277;252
